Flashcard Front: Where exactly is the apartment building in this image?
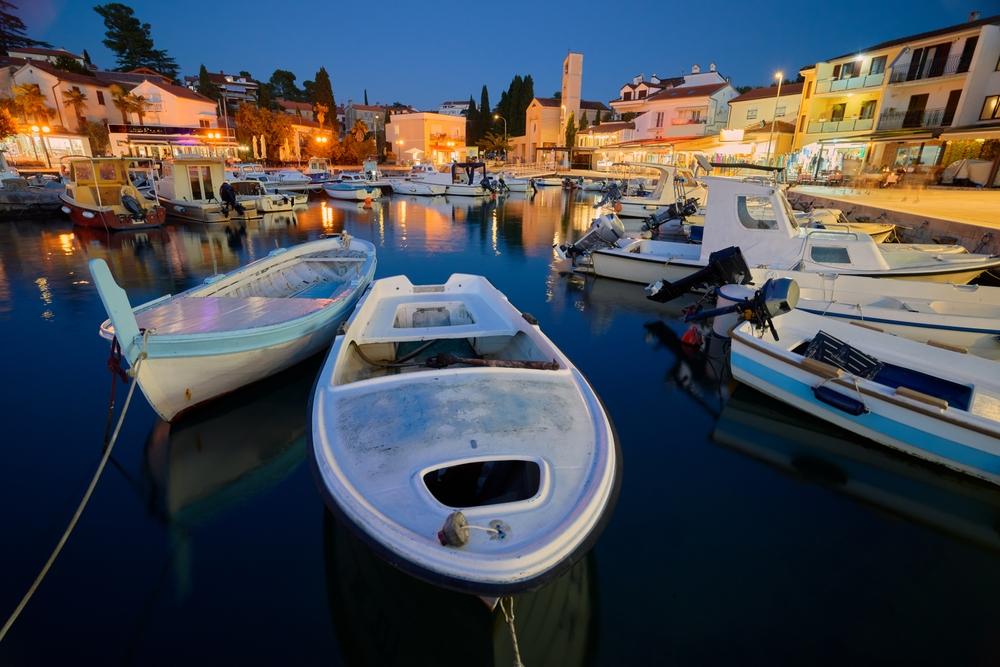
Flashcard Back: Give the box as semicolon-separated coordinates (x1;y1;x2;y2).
386;111;468;165
792;13;1000;182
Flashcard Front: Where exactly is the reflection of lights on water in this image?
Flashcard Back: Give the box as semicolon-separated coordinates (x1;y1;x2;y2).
58;233;75;255
35;277;52;305
490;207;499;256
320;201;333;228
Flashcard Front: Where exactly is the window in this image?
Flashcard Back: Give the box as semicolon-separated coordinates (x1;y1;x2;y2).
775;105;786;117
811;246;851;263
859;100;877;120
623;91;632;101
839;61;859;79
746;107;758;120
832;64;841;79
805;81;812;99
655;112;664;128
96;90;105;105
638;89;647;99
982;96;1000;120
869;56;886;76
957;36;978;73
830;103;847;122
736;195;778;230
199;119;210;128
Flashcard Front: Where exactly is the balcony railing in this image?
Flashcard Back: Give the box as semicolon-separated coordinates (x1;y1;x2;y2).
889;54;967;84
814;72;884;94
806;117;875;134
878;107;950;130
670;117;707;125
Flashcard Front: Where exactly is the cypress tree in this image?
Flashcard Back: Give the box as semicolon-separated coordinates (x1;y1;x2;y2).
196;64;219;100
364;89;368;105
478;85;490;140
313;67;336;131
465;95;478;146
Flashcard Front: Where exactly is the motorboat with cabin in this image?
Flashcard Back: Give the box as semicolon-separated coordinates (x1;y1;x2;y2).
310;273;620;596
59;157;165;230
595;163;706;222
89;233;376;421
157;158;259;222
684;207;897;244
323;173;382;201
410;162;490;196
230;162;314;193
567;175;1000;285
304;157;336;184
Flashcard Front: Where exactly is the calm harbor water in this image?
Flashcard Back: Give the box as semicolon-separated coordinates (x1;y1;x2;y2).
3;189;1000;665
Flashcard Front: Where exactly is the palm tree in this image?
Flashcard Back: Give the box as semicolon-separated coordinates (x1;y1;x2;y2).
130;94;150;126
61;88;89;130
12;83;52;124
109;84;132;125
477;131;511;154
313;102;329;129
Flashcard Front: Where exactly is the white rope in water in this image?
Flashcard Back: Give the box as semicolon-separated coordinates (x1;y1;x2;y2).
499;596;525;667
0;332;150;644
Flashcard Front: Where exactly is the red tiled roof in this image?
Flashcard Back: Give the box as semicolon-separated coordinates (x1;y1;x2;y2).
729;82;804;103
645;82;729;102
144;79;215;103
16;60;107;87
8;46;82;59
350;104;385;111
580;121;634;135
533;97;609;111
96;69;171;86
277;98;312;111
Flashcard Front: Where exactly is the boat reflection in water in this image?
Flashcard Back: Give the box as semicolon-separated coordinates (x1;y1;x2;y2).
715;387;1000;552
143;362;313;594
323;511;599;667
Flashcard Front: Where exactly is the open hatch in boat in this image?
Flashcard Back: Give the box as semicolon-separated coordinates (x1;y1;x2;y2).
311;274;620;596
89;233;376;421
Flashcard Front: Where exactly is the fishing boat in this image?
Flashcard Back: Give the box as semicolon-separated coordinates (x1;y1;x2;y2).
323;174;381;201
684;208;897;244
410;162;490;196
59;157;165;230
228;179;297;213
311;273;620;596
304;156;336;184
582;175;1000;285
730;305;1000;486
597;163;706;220
89;233;377;422
579;178;608;192
391;179;447;196
533;176;563;187
158;158;258;222
231;163;314;193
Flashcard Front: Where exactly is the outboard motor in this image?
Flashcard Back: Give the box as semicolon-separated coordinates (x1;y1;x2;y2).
594;182;623;209
643;197;700;233
554;213;626;263
497;175;510;193
218;181;245;217
120;193;145;221
683;278;799;341
646;246;752;303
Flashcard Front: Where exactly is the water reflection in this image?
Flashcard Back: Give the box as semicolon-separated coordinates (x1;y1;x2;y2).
715;387;1000;552
143;363;312;596
323;511;598;667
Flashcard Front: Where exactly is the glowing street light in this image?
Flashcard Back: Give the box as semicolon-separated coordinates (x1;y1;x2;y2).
30;125;52;168
765;71;783;166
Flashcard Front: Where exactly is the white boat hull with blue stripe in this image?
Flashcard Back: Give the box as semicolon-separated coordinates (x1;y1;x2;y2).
731;310;1000;485
89;235;376;422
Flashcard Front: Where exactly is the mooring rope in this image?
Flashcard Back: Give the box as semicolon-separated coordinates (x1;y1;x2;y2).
0;331;150;643
499;596;525;667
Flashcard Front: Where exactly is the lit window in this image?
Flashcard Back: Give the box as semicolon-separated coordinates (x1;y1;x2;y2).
981;96;1000;121
859;100;877;120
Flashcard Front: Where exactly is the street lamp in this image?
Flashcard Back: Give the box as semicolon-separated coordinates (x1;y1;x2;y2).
493;113;507;161
30;125;52;168
764;71;783;166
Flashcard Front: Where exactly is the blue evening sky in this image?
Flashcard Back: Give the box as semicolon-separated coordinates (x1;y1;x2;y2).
23;0;987;109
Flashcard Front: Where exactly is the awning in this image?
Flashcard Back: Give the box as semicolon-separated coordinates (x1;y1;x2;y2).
940;123;1000;141
866;130;937;143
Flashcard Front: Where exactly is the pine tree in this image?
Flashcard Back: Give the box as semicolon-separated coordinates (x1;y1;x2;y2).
0;1;50;54
196;64;219;100
93;3;177;79
313;67;336;131
268;69;302;101
465;95;478;146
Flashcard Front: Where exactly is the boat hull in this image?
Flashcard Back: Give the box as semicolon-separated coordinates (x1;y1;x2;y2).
323;186;379;201
60;194;164;230
444;183;487;196
391;181;447;196
158;197;256;223
731;334;1000;486
590;249;700;284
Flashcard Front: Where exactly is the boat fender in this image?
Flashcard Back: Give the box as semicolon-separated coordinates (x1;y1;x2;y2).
521;312;539;325
812;385;866;416
438;511;469;547
681;324;703;348
121;193;145;220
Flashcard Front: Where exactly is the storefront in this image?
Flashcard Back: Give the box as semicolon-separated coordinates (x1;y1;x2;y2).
2;131;90;167
938;123;1000;187
108;124;239;161
789;139;870;181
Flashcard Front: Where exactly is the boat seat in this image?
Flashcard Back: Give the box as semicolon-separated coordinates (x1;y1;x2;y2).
359;292;517;344
135;296;333;335
801;331;973;412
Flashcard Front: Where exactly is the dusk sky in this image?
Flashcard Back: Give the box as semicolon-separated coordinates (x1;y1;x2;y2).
22;0;990;109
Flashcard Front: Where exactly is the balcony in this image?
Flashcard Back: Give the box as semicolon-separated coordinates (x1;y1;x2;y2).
878;107;950;130
889;54;968;84
814;72;884;94
806;117;875;134
670;117;707;125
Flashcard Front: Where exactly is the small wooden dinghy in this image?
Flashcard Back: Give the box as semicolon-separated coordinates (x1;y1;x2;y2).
89;234;376;421
731;309;1000;485
311;274;620;595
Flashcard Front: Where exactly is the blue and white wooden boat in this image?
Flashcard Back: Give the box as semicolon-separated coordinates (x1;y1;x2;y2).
323;174;381;201
89;234;376;422
731;309;1000;485
311;274;620;595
